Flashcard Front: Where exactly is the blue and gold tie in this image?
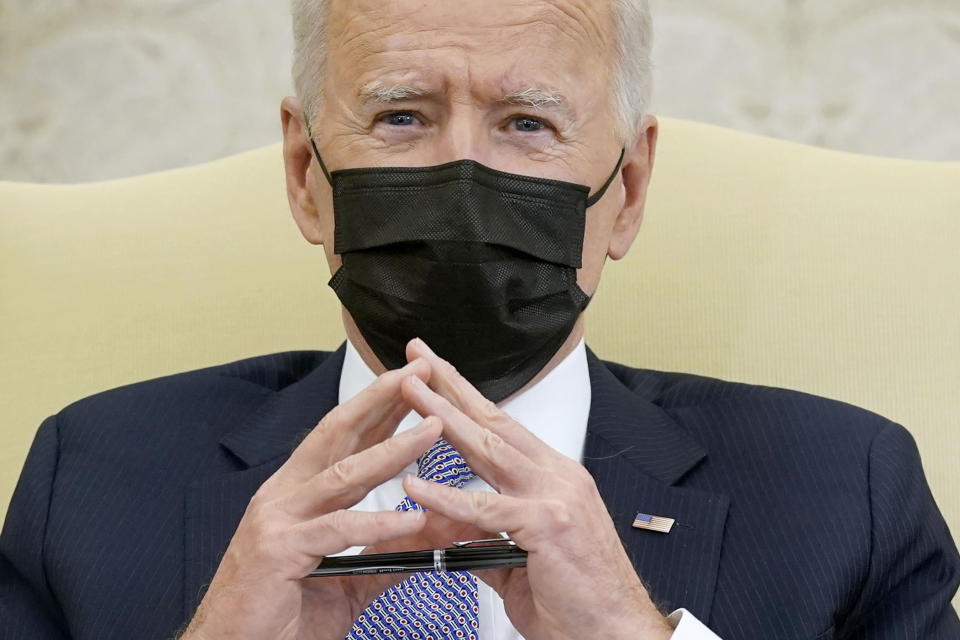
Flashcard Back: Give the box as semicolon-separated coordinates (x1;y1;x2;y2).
347;438;480;639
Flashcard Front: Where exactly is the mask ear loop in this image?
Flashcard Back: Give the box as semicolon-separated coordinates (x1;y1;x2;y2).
585;148;626;208
302;112;334;186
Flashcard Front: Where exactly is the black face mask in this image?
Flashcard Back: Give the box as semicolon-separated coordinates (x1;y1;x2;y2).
309;136;623;402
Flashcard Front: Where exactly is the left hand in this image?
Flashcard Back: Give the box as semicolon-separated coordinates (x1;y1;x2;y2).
398;339;674;640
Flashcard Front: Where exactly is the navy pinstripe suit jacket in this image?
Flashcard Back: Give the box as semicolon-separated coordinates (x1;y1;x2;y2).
2;345;958;639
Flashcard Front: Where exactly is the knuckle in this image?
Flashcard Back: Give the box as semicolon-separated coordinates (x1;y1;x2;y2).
465;492;493;526
235;494;303;564
479;398;502;422
248;484;273;509
253;525;284;560
541;499;574;529
369;372;391;393
374;367;404;392
380;431;402;454
380;436;408;467
444;359;464;381
470;491;493;511
488;412;519;438
326;509;353;537
471;491;490;509
327;458;354;487
241;510;284;559
249;502;277;531
245;488;284;526
570;463;594;486
375;509;402;530
480;428;505;455
315;410;341;436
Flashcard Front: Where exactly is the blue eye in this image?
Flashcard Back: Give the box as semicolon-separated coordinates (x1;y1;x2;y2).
384;112;417;126
513;117;544;132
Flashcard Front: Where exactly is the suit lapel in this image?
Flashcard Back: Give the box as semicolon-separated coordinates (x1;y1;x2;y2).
183;346;345;618
585;350;729;622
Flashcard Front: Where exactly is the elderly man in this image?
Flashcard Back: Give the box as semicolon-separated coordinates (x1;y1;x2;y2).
2;0;959;639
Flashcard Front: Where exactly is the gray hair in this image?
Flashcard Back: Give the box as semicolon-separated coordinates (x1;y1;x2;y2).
291;0;653;143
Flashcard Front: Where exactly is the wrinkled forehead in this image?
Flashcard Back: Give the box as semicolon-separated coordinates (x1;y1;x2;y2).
324;0;614;101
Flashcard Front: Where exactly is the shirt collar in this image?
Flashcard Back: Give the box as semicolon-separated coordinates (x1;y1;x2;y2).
338;339;591;462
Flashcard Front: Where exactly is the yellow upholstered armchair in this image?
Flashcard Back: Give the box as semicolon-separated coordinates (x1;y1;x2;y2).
2;118;958;587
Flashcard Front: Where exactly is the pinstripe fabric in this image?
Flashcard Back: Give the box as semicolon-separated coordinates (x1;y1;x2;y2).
2;346;958;639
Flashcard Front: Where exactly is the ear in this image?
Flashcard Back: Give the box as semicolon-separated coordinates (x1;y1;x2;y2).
608;114;658;261
281;96;327;245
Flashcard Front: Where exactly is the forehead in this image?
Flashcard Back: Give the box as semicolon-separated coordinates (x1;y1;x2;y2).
325;0;614;99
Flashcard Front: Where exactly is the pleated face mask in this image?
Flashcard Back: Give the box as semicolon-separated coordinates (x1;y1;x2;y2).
309;135;624;402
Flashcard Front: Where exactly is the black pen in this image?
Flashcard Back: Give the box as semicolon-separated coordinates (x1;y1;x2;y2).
308;538;528;577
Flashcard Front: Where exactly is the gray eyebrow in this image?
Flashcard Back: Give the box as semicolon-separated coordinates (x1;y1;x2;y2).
356;82;575;121
499;88;576;125
500;88;566;110
358;82;427;104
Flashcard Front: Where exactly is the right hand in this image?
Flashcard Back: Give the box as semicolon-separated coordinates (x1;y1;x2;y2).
180;358;443;640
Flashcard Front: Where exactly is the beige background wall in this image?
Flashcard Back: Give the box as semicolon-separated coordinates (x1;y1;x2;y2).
1;0;958;184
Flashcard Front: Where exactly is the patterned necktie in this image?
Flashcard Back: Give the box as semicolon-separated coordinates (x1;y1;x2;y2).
347;438;480;640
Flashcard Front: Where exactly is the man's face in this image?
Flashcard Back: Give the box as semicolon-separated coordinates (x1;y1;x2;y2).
288;0;656;278
282;0;656;373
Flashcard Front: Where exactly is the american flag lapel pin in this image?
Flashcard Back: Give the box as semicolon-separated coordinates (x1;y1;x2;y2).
632;512;675;534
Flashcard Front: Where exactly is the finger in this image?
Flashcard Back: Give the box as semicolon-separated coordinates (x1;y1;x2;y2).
408;511;492;550
287;509;427;576
472;566;520;599
364;511;490;557
402;475;533;538
282;417;443;518
278;357;431;482
406;338;558;465
402;375;535;493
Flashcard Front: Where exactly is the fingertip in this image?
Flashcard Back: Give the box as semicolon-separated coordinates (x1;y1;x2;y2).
399;508;425;524
402;372;429;396
402;473;429;495
407;337;440;362
401;473;415;496
408;416;442;440
422;415;443;436
415;339;437;358
400;355;423;372
405;338;425;362
414;358;433;384
401;355;432;384
398;378;416;407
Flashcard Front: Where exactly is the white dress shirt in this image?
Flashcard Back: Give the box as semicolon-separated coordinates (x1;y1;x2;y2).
337;339;720;639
